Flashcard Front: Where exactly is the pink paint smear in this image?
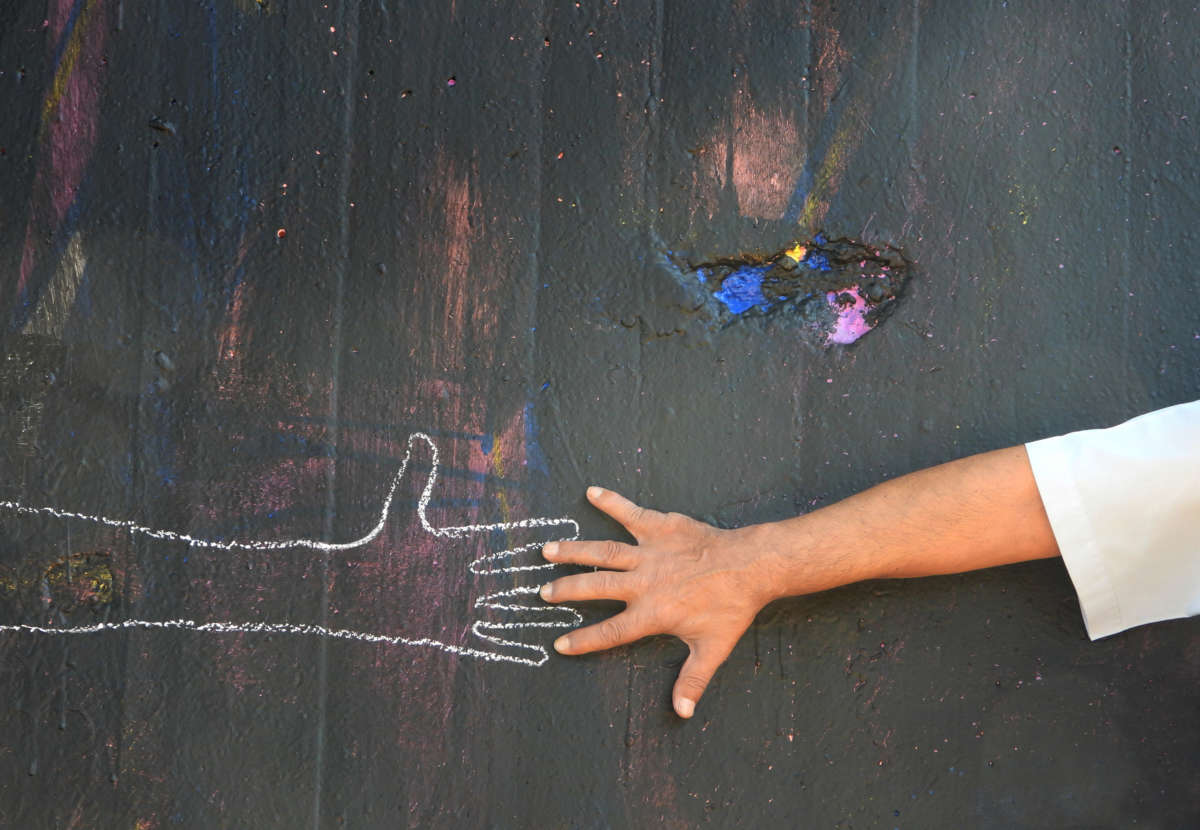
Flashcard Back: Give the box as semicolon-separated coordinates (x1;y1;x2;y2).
825;285;875;345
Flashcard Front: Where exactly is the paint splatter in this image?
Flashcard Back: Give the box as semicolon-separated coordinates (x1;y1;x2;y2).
682;234;910;345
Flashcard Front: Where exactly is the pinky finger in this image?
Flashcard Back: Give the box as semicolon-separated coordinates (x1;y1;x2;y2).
554;611;648;655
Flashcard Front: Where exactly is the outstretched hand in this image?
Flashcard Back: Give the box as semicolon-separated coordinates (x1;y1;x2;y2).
539;446;1065;719
540;486;778;719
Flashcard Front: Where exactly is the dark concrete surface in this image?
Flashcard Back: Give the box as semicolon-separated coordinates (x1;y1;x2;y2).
1;0;1197;827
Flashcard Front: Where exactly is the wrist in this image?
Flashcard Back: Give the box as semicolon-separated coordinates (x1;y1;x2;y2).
730;521;809;606
739;506;879;602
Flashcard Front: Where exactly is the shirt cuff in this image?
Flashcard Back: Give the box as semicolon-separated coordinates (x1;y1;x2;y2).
1025;435;1125;639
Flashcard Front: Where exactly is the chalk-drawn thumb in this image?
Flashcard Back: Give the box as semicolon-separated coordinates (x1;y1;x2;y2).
372;431;584;665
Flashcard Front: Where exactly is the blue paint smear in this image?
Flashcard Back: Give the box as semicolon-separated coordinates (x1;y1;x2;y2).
712;265;776;314
705;241;836;316
523;401;550;477
805;252;832;271
806;234;833;270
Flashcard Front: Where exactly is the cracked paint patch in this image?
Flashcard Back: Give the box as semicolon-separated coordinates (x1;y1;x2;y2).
684;233;910;346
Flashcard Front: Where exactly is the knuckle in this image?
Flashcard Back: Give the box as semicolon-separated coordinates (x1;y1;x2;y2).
659;596;688;624
601;540;624;566
679;673;709;693
663;511;698;535
598;617;626;645
594;571;619;595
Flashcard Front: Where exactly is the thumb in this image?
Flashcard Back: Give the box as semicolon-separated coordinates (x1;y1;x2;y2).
394;431;446;533
672;639;735;719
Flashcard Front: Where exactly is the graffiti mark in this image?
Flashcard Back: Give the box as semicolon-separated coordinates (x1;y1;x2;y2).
14;0;109;329
40;0;103;127
680;233;911;345
0;432;581;667
0;550;115;616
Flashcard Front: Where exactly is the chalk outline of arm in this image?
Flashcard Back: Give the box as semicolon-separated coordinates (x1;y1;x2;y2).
0;432;581;667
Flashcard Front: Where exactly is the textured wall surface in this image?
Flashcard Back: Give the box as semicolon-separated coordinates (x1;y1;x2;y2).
1;1;1196;827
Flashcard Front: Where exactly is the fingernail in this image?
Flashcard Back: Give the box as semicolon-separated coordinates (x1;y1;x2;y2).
676;698;695;718
539;583;553;601
553;636;570;653
543;541;559;559
587;486;603;500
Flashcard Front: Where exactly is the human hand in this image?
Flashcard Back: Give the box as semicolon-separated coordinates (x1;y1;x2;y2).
539;486;778;718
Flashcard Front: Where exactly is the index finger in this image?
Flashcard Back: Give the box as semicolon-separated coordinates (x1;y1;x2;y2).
586;486;661;538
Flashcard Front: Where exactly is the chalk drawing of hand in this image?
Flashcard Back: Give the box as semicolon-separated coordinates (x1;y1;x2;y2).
396;431;586;666
0;432;581;667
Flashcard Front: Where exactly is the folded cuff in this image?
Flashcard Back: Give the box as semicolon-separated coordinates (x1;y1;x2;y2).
1026;435;1125;640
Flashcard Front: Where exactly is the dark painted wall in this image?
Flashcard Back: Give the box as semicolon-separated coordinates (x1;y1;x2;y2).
1;0;1196;827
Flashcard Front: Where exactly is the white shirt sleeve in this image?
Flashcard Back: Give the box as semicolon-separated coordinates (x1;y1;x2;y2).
1025;400;1200;640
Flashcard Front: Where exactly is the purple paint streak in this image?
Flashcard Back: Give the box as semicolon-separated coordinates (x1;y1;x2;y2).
16;0;108;305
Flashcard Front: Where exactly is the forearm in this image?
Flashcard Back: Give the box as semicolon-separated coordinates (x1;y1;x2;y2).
746;445;1061;602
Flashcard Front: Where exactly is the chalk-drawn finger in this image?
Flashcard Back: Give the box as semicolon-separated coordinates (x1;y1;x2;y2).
471;584;584;665
542;538;638;571
470;520;580;576
586;486;662;538
553;610;649;655
671;637;737;719
474;586;581;628
539;569;635;604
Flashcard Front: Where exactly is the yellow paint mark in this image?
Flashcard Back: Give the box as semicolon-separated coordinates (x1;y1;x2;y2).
0;551;115;615
41;0;98;127
489;435;513;523
1007;183;1038;227
783;243;807;262
43;551;114;607
489;436;518;584
796;97;868;231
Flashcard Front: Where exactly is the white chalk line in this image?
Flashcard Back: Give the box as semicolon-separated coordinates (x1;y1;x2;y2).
0;432;581;667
